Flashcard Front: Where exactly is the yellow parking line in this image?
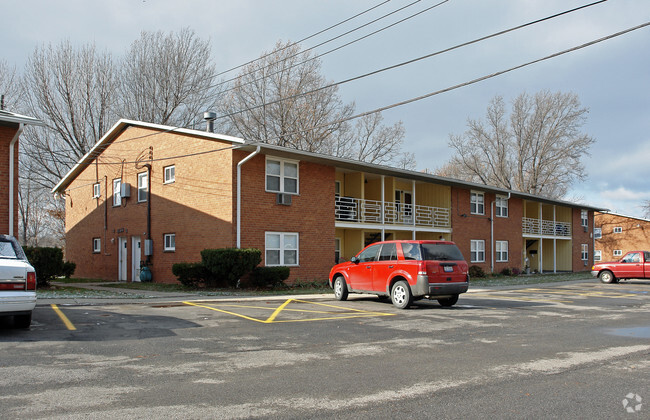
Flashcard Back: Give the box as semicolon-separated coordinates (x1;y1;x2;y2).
51;304;76;330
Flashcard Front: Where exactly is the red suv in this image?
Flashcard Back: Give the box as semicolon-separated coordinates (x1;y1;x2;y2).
329;240;469;309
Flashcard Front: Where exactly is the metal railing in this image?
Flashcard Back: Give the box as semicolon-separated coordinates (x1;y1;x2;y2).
335;196;450;228
522;217;571;237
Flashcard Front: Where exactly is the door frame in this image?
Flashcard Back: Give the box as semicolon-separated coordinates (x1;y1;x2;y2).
118;237;128;282
131;236;142;282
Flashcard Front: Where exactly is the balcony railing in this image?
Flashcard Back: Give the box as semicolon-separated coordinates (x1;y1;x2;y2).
335;196;450;228
522;217;571;237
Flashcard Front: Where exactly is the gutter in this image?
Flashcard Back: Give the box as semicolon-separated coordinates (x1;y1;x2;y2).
236;145;261;248
8;123;24;237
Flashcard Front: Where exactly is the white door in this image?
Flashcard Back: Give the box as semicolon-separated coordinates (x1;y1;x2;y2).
118;237;128;282
132;236;141;282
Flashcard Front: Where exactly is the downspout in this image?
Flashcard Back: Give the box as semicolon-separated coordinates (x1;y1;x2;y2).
236;146;261;248
8;123;24;237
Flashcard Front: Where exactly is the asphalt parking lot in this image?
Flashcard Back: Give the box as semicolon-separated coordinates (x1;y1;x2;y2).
1;280;649;419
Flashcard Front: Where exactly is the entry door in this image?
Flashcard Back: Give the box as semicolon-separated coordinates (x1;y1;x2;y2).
132;236;142;282
118;237;128;282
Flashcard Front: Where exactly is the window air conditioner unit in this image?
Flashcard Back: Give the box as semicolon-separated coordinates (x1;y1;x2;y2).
276;193;292;206
120;183;131;198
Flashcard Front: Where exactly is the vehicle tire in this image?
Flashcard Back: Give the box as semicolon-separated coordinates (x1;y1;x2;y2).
391;280;412;309
599;270;616;284
14;312;32;329
333;276;348;301
437;295;459;307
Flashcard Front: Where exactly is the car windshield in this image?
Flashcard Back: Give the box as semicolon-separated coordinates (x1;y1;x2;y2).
421;243;464;261
0;237;26;260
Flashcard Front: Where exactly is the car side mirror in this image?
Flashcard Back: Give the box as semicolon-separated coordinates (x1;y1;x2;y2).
350;256;359;264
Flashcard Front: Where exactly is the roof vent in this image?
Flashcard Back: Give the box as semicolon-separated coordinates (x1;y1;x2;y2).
204;111;217;133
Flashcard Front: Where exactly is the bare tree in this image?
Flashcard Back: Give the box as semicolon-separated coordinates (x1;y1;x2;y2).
220;40;410;167
119;28;221;127
0;59;22;110
642;201;650;219
21;40;117;189
440;91;595;198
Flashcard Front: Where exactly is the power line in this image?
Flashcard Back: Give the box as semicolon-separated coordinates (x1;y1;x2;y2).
214;0;435;89
214;0;392;77
214;0;609;122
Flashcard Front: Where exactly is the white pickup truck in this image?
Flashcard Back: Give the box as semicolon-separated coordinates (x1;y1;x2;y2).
0;235;36;328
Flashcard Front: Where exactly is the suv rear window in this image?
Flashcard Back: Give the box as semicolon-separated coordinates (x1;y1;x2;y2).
421;243;464;261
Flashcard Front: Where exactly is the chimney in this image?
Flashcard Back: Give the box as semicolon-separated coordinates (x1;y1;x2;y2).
204;111;217;133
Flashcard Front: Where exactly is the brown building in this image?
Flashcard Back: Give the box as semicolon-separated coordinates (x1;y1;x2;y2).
53;119;603;283
0;110;43;237
594;212;650;262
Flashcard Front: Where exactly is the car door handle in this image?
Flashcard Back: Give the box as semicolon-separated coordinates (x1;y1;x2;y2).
388;265;394;269
366;266;372;269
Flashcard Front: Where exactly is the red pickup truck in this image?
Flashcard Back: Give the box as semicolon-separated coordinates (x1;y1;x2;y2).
591;251;650;283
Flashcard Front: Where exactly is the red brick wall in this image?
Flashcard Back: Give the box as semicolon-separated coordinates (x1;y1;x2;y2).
0;124;19;236
235;150;335;282
595;212;650;261
572;209;593;271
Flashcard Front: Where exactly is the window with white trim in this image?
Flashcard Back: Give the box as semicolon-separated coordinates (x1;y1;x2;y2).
581;244;588;261
265;232;299;266
594;228;602;239
92;238;101;253
613;226;623;233
335;238;341;264
164;234;176;252
93;183;101;199
495;241;508;262
581;210;588;227
613;249;622;257
266;158;298;194
471;240;485;263
495;195;509;217
470;191;484;215
113;178;122;206
137;172;148;202
594;250;602;262
164;165;175;184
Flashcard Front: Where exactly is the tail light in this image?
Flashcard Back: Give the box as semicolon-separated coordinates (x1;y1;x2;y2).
26;271;36;290
418;261;427;276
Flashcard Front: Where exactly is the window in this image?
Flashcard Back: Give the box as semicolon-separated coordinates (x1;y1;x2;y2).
335;238;341;264
496;241;508;262
335;181;341;196
164;165;175;184
495;195;508;217
470;191;484;215
471;240;485;263
581;244;588;261
138;172;148;202
594;228;602;239
265;232;299;266
113;178;122;206
594;250;602;262
266;158;298;194
92;238;101;253
93;183;100;199
581;210;588;227
621;252;641;263
357;243;380;263
378;243;398;261
164;234;176;252
614;249;623;257
613;226;623;233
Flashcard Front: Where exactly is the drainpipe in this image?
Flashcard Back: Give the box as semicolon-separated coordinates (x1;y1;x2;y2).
236;146;261;248
8;123;24;237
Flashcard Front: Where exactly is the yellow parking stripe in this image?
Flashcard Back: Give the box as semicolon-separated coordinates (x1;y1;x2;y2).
51;304;76;330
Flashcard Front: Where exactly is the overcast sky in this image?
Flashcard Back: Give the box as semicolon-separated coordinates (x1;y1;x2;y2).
3;0;649;218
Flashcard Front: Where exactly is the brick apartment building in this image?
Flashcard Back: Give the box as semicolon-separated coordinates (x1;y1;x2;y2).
594;212;650;262
53;119;603;283
0;110;43;237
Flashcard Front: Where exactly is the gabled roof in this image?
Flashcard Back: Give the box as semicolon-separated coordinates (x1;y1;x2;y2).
0;110;44;126
52;119;245;195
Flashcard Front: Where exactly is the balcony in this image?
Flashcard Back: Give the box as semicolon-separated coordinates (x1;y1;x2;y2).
335;196;450;228
522;217;571;237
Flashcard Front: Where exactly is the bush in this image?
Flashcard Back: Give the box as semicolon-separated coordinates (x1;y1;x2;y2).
469;265;486;278
510;267;521;276
62;261;76;278
172;262;210;288
500;267;513;276
200;248;262;287
249;266;290;288
23;247;65;287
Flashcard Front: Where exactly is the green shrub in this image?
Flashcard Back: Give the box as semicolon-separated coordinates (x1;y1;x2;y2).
500;267;513;276
469;265;486;278
62;261;76;278
23;247;65;287
249;266;290;288
200;248;262;287
172;262;210;288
